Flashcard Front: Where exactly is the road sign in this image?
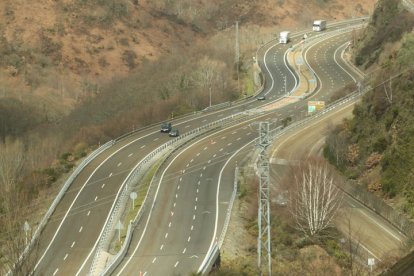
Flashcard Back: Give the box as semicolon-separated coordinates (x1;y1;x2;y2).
307;101;325;113
130;192;137;210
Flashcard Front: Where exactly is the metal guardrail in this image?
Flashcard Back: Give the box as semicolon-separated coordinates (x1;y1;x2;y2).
8;140;114;276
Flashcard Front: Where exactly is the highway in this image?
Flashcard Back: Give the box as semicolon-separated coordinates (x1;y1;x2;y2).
111;23;373;275
31;19;372;275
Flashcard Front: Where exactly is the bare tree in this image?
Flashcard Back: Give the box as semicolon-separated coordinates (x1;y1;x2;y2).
291;158;343;237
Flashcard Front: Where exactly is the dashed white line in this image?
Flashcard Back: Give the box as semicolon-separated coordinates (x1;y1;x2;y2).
53;268;59;276
203;166;206;170
71;241;75;248
221;136;226;140
194;206;197;210
203;147;208;150
140;145;146;149
196;153;200;156
232;131;237;134
196;188;199;193
101;183;105;189
109;172;113;177
79;226;83;233
173;202;176;207
174;261;179;268
200;173;203;177
154;138;159;141
160;244;164;250
169;222;172;228
152;257;157;263
219;148;223;152
86;211;90;216
191;225;194;231
117;162;122;167
182;248;187;254
175;193;178;198
177;185;180;190
193;214;196;220
165;233;168;239
237;137;241;141
188;236;191;242
128;153;133;157
185;125;190;128
190;159;194;163
208;160;211;164
179;177;182;182
63;253;68;261
228;143;232;146
195;197;198;202
94;196;98;201
198;181;201;185
213;154;216;158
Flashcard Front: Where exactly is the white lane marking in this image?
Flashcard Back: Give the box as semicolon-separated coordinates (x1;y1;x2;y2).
71;241;75;248
140;145;146;149
190;159;194;163
117;162;122;167
175;193;178;198
203;166;206;170
87;211;90;216
182;169;186;174
196;188;199;193
203;147;208;150
202;119;207;122
177;185;180;190
179;177;182;182
152;257;157;263
171;211;174;217
232;131;237;134
221;136;226;140
53;268;59;276
213;154;216;158
160;244;164;250
246;132;251;135
191;225;194;231
101;184;105;189
228;143;232;146
63;253;68;261
193;215;196;220
153;138;159;141
128;153;133;157
186;163;189;167
182;248;187;254
198;181;201;185
94;196;98;201
200;173;203;177
237;137;241;141
79;226;83;233
195;197;198;202
174;261;179;268
194;206;197;210
219;148;223;152
208;160;211;164
173;202;176;207
169;222;172;228
185;125;190;128
196;153;200;156
165;233;168;239
143;272;147;276
187;236;191;242
109;172;113;177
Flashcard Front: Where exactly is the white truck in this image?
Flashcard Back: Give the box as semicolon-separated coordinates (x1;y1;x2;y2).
313;20;326;31
279;31;290;44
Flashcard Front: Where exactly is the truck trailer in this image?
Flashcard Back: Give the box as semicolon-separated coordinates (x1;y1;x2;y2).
279;31;290;44
313;20;326;31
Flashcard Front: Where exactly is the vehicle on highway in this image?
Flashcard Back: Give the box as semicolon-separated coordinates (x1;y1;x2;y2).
161;122;172;132
279;31;290;44
313;20;326;31
257;95;266;100
169;129;179;137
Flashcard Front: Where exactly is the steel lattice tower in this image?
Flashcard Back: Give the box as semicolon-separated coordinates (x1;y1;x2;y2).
257;122;272;275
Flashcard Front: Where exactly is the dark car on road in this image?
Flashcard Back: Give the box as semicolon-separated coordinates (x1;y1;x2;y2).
161;122;172;133
169;129;179;137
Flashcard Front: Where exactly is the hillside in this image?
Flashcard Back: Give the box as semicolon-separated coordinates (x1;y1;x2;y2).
325;0;414;217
